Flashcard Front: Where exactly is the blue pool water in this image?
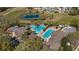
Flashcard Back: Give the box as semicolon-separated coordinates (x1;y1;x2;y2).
22;14;40;20
43;29;55;39
30;25;37;30
30;25;46;34
35;25;46;33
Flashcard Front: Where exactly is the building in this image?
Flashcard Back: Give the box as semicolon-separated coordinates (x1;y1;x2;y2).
7;26;26;38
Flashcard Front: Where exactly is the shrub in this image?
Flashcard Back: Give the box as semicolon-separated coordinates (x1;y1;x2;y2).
61;37;72;51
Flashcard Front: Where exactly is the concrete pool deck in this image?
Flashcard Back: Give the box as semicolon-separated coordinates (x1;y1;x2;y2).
37;26;60;42
49;26;61;31
45;30;65;50
37;26;60;35
30;25;61;43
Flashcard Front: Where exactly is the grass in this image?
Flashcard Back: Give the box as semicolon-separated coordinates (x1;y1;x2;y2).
5;9;27;18
4;9;79;26
3;8;32;25
53;13;79;25
1;8;79;51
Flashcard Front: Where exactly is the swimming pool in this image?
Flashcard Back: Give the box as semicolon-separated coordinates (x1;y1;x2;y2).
30;25;37;31
21;14;40;20
30;25;46;34
35;25;46;33
42;29;55;40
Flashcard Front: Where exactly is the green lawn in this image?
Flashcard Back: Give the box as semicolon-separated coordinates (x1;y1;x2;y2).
53;13;79;25
4;9;79;26
5;9;27;19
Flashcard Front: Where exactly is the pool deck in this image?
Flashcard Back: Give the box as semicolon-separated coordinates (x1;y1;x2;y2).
37;26;60;37
37;26;62;50
45;30;65;50
30;25;61;44
36;26;60;43
49;26;60;31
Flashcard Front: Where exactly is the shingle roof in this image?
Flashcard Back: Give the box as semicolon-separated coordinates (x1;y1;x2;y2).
7;26;26;37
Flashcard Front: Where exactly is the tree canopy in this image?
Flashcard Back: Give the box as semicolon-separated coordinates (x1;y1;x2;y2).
61;31;79;51
15;38;43;51
0;33;12;51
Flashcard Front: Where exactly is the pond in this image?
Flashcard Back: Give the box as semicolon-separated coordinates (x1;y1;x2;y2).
21;13;40;20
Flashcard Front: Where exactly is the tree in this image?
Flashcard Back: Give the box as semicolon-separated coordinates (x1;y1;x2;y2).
15;37;43;51
68;7;79;16
61;31;79;51
0;16;20;32
0;33;12;51
70;19;79;31
0;7;9;12
61;37;72;51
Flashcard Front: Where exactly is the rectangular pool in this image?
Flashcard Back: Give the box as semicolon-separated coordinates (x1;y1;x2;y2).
42;29;55;40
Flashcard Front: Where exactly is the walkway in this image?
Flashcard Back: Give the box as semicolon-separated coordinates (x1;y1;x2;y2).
75;45;79;51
